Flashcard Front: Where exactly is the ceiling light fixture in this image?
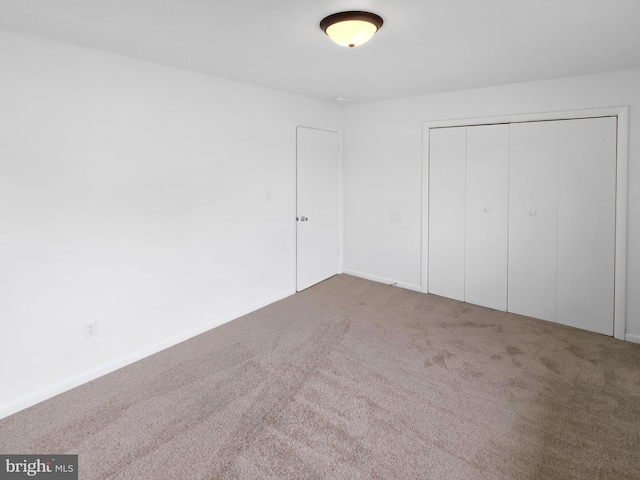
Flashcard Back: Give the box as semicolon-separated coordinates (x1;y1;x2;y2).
320;11;383;48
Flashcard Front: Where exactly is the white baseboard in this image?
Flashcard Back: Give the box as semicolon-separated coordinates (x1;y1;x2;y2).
343;269;422;292
0;289;295;420
624;333;640;344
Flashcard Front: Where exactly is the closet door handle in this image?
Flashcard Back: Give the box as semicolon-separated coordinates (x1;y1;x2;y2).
529;211;537;216
484;208;492;213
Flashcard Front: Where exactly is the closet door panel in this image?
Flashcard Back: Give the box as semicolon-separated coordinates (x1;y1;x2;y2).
508;121;559;322
464;124;509;310
428;127;466;301
557;117;616;335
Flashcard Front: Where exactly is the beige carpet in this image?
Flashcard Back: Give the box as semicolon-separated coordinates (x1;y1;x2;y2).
1;274;639;479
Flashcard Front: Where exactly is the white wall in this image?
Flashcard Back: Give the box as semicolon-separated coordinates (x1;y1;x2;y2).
344;68;640;337
0;28;344;418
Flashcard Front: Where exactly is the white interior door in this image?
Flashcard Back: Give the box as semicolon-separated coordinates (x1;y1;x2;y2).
508;121;559;322
296;127;339;291
557;117;617;335
428;127;467;301
465;124;509;310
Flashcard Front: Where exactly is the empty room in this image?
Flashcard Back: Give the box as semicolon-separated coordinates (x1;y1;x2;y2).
1;1;639;478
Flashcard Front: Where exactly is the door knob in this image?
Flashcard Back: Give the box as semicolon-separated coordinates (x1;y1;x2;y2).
298;216;308;222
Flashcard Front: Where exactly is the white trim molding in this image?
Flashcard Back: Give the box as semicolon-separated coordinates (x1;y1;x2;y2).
343;269;422;292
421;106;629;341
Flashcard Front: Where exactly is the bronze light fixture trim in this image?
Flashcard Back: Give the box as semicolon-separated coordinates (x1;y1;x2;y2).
320;11;384;48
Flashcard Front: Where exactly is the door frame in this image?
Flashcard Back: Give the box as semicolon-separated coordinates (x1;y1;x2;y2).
293;124;344;291
421;106;629;340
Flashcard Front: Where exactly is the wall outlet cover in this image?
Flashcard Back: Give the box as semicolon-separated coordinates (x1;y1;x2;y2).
84;321;98;338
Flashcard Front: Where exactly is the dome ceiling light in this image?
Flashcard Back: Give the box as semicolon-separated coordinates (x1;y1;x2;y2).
320;11;384;48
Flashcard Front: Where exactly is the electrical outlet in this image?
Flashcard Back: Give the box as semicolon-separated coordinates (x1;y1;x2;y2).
84;321;98;338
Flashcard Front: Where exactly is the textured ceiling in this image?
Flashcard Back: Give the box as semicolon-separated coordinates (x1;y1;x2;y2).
1;0;640;103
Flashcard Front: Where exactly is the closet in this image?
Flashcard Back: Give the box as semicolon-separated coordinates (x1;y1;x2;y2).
428;116;617;336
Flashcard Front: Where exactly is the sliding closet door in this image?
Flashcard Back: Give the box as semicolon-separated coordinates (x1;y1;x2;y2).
465;125;509;310
428;127;466;301
557;117;616;335
508;121;559;322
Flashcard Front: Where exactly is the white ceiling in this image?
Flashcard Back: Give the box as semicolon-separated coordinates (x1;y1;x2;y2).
1;0;640;103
